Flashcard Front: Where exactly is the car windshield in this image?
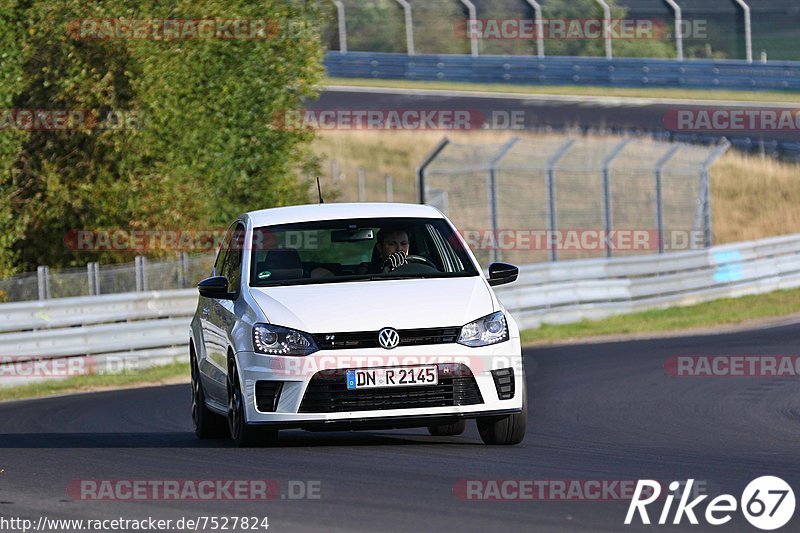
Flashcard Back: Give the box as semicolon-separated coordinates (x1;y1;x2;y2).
249;217;479;286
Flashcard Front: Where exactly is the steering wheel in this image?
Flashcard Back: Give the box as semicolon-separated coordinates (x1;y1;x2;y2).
405;254;437;269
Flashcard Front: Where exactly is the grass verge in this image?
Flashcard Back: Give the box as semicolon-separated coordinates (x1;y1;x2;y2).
0;361;189;402
325;77;800;104
520;287;800;346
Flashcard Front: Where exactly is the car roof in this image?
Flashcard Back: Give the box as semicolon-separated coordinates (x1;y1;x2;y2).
244;203;445;228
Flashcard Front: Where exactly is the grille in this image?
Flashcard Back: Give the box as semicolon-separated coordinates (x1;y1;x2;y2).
298;364;483;413
255;381;283;412
313;327;460;350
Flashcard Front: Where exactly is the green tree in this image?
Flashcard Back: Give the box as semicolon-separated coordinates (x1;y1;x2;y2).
0;0;324;272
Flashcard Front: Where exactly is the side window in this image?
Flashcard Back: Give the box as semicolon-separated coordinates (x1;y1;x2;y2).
220;223;245;294
213;225;234;276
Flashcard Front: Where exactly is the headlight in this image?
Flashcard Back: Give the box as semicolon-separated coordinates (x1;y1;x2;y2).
253;324;319;356
458;311;509;347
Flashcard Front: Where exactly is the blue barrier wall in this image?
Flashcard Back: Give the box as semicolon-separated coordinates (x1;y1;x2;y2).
325;52;800;92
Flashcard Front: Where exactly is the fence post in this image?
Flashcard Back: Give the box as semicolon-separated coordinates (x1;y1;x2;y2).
733;0;753;63
546;139;577;262
93;262;100;295
87;262;97;295
331;159;340;181
698;139;731;247
416;137;450;204
385;175;394;202
331;1;347;53
357;167;366;201
179;252;189;288
594;0;613;59
395;0;415;56
488;138;520;263
459;0;479;57
524;1;545;58
664;0;684;60
601;139;632;258
653;144;682;254
37;265;49;300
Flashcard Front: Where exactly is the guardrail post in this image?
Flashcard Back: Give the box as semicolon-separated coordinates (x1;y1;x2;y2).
546;139;577;262
697;139;731;247
488;138;520;263
416;137;450;204
601;139;632;258
654;144;682;254
37;266;50;300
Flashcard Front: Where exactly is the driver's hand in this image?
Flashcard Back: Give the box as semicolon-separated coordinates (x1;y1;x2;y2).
382;251;408;272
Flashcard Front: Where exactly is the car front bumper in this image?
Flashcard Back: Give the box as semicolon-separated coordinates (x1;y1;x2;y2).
235;338;525;428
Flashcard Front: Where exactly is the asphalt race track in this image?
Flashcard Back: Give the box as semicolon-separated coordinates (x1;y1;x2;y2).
314;87;800;159
2;323;800;532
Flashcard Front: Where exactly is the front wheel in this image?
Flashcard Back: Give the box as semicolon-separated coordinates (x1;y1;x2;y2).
476;381;527;445
227;356;278;447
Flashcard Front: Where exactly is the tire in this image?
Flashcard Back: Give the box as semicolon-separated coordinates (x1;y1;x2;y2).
227;355;279;447
427;419;467;437
191;345;228;439
476;381;527;445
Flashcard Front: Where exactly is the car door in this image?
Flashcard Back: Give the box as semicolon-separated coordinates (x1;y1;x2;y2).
205;222;246;400
200;223;237;402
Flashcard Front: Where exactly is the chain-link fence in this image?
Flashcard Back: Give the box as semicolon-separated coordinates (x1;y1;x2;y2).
0;253;215;303
322;0;799;61
419;135;729;266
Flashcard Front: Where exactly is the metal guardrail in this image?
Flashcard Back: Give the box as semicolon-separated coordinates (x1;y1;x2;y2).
324;52;800;91
1;232;799;386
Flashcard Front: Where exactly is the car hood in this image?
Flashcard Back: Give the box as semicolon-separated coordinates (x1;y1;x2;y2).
249;276;494;332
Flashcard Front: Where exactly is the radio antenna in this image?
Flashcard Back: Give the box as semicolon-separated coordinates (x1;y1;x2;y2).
316;176;325;204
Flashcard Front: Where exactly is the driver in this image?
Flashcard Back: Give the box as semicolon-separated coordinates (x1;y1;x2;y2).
372;227;410;273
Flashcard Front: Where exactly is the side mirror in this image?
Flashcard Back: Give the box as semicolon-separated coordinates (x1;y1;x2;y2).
198;276;235;299
488;263;519;287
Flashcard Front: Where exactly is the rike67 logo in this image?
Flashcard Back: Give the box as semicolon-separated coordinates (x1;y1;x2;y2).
626;477;795;530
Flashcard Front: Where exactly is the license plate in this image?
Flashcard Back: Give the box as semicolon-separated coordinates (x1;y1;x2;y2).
346;366;438;390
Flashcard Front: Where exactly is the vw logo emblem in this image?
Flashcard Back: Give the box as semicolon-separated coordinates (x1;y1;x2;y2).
378;328;400;350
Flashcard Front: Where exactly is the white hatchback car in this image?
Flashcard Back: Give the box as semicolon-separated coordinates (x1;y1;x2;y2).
189;203;526;446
